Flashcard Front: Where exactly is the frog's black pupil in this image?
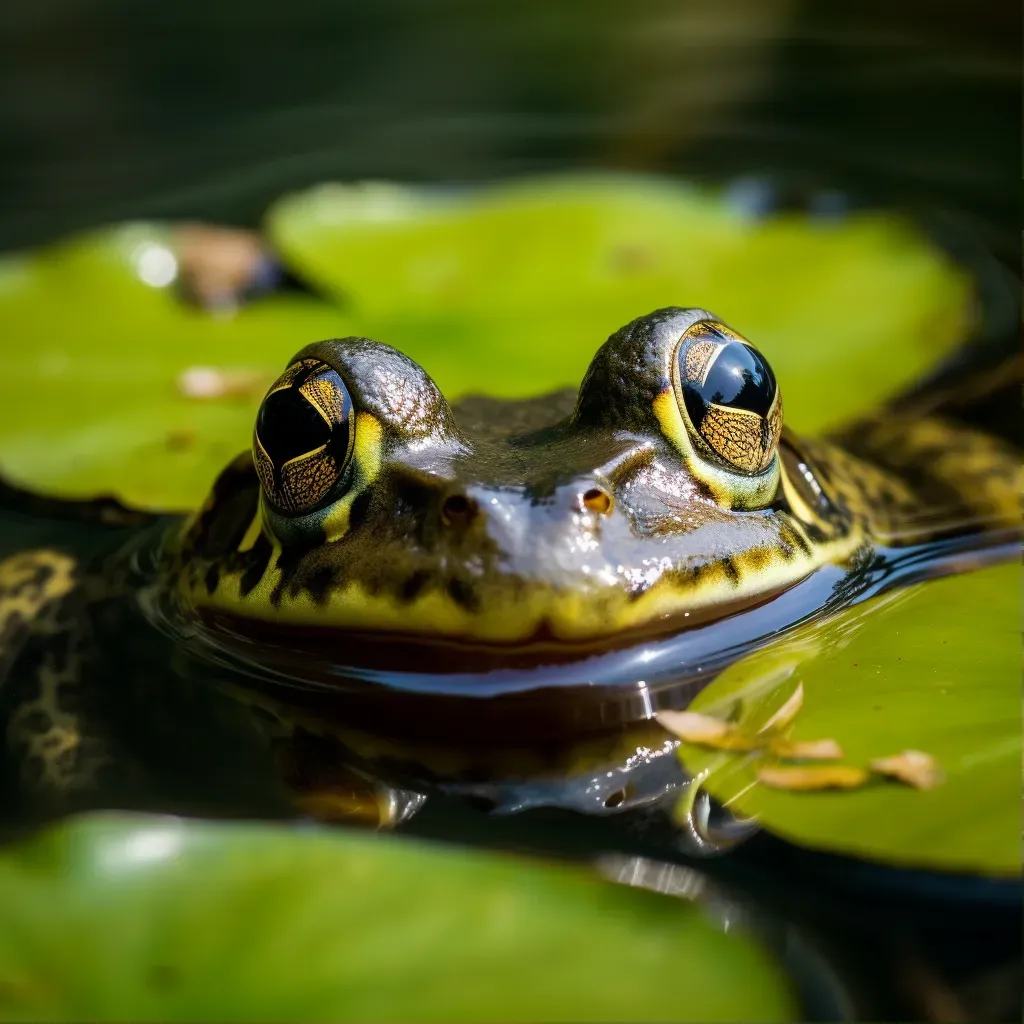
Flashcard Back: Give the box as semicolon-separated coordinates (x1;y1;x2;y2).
256;370;351;468
257;388;331;465
682;339;776;427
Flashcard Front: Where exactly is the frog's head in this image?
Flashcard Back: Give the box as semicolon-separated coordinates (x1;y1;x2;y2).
175;308;858;666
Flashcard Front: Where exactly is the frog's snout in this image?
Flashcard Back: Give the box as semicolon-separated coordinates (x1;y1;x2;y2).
436;480;615;536
430;477;627;585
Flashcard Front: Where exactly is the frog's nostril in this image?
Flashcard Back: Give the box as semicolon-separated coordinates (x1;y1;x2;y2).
581;486;614;515
441;493;477;528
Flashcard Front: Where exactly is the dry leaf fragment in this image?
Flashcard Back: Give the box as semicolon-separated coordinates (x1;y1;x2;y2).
767;737;844;760
759;682;804;733
698;732;763;752
869;750;943;790
657;710;729;741
655;711;760;751
178;366;270;400
757;764;870;791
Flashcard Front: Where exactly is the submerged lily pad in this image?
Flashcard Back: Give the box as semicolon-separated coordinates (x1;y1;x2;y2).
0;814;796;1022
0;175;972;510
674;562;1020;877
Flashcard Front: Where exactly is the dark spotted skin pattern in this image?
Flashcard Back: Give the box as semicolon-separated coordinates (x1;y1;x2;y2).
0;549;106;804
0;492;290;824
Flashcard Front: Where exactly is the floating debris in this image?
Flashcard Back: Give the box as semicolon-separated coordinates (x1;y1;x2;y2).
178;366;270;400
869;750;943;790
173;223;271;311
756;765;870;791
766;737;844;760
658;686;839;759
655;711;760;751
656;711;729;742
663;681;942;795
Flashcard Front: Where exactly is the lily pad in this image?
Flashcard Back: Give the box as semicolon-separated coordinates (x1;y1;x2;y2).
268;175;973;431
0;227;352;510
674;562;1021;877
0;814;796;1022
0;176;972;511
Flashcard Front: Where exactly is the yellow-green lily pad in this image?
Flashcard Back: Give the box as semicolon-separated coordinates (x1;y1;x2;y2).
268;175;973;431
0;226;352;510
0;814;797;1022
674;562;1021;877
0;176;973;512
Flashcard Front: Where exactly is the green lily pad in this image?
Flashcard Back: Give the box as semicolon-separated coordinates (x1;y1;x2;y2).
0;814;796;1022
268;176;973;431
674;562;1020;877
0;226;352;510
0;176;971;511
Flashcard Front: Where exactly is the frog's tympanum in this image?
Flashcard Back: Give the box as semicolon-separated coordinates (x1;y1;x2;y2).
1;306;1019;831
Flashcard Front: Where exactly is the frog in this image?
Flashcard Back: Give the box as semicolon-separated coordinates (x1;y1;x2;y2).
0;295;1019;834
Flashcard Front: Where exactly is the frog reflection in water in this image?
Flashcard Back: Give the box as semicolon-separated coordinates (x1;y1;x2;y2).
0;306;1019;833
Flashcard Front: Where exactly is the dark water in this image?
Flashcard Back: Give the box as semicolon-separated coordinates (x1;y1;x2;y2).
0;0;1017;261
0;1;1019;1020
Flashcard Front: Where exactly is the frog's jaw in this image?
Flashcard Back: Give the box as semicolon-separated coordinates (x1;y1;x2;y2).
171;451;867;647
177;537;858;646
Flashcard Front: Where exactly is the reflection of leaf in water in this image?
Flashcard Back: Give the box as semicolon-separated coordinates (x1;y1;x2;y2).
674;562;1019;876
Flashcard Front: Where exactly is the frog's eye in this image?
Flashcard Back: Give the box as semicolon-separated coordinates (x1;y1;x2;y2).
253;359;355;516
674;321;782;475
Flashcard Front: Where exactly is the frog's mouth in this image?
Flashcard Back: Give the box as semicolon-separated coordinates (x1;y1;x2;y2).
182;566;845;742
199;578;789;672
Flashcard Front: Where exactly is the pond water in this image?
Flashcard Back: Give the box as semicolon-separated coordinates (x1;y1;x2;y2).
0;2;1019;1021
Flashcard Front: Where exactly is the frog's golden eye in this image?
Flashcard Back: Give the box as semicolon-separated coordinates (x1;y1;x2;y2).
253;358;355;516
674;321;782;475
